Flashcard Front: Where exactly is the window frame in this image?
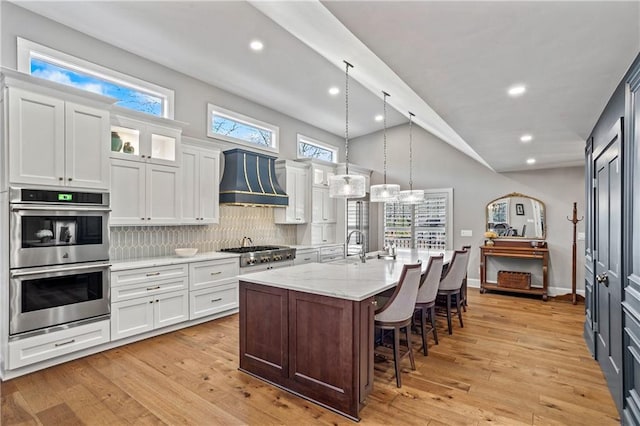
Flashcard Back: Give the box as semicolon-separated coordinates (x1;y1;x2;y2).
296;134;338;163
207;103;279;154
17;37;174;119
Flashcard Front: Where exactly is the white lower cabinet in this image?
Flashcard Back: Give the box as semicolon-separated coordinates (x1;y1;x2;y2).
111;289;189;341
8;320;110;369
190;283;238;320
189;258;239;320
319;245;346;263
294;248;319;265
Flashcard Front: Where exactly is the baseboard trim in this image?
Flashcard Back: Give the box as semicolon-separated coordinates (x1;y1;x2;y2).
467;278;586;297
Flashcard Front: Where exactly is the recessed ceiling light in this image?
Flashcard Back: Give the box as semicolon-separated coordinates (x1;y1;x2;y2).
249;40;264;51
328;87;340;96
374;115;383;122
526;158;536;165
508;84;526;97
520;134;533;142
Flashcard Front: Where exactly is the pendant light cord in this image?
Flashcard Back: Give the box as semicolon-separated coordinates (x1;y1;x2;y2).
408;111;415;191
344;60;353;176
382;91;390;184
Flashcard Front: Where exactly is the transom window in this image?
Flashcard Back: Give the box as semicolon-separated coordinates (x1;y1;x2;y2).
207;104;279;153
296;134;337;163
17;38;174;118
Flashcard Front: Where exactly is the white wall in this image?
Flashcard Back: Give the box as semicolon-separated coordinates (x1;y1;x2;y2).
350;123;585;295
0;2;344;160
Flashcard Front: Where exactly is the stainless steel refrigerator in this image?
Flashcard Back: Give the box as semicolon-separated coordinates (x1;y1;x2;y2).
346;196;370;256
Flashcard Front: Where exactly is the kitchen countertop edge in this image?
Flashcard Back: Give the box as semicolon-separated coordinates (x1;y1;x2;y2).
111;252;240;272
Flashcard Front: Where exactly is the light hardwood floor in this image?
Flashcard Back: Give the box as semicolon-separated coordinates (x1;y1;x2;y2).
1;289;619;425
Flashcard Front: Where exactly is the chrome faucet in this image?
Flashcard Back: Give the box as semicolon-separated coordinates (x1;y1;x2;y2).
346;230;367;263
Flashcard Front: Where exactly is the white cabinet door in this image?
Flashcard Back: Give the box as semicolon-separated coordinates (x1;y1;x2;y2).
65;102;110;189
181;145;219;224
275;164;308;224
147;164;181;224
110;159;146;225
111;296;155;340
8;87;65;187
323;189;336;222
310;223;336;244
199;149;219;223
312;187;335;223
154;290;189;329
181;147;199;223
293;167;308;223
147;124;181;166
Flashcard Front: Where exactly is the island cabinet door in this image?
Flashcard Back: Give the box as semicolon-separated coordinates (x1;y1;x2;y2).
239;282;289;382
287;291;359;418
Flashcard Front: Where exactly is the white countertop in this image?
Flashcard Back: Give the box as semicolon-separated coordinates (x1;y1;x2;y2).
290;243;344;250
239;249;452;301
111;251;240;272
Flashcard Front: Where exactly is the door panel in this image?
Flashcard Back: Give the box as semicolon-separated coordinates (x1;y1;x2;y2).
594;118;623;412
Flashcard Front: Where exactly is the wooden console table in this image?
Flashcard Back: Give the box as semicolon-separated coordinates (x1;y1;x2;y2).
480;240;549;301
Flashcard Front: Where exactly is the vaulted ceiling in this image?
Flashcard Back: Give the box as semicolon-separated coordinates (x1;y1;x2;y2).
11;1;640;172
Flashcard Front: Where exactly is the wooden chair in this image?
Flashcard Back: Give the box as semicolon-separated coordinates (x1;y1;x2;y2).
460;245;471;311
375;262;423;387
437;249;470;335
414;255;444;356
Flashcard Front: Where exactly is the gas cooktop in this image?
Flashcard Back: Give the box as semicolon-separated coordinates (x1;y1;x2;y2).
220;245;296;267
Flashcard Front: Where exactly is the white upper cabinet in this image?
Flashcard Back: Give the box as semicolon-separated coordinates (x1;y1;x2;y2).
311;162;336;187
312;187;336;223
7;86;110;190
274;160;309;224
110;159;181;225
110;113;181;167
181;142;220;224
109;111;184;226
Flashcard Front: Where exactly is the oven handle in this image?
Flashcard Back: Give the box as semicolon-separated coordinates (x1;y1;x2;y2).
10;263;111;278
11;205;111;213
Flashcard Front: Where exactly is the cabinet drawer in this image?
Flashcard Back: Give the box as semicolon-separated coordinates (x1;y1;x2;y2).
320;245;344;257
8;320;110;369
189;259;239;290
294;250;319;265
320;254;344;263
190;282;238;320
111;276;188;303
111;264;188;287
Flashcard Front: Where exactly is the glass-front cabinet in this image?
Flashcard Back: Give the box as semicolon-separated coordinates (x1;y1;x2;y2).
110;113;181;167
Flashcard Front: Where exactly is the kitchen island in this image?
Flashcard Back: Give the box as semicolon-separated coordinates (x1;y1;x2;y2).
238;249;451;420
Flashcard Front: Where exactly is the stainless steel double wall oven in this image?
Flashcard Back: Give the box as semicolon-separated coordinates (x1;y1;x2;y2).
9;188;111;337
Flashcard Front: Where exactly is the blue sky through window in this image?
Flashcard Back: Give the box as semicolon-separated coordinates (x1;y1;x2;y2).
211;115;272;147
298;141;334;162
30;58;163;116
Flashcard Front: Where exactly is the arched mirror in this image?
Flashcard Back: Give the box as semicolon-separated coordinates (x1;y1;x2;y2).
486;192;546;239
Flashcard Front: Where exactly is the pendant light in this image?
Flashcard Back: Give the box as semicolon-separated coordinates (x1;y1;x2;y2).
329;60;366;199
370;91;400;202
398;112;425;204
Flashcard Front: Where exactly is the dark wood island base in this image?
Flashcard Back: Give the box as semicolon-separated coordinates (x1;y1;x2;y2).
239;280;376;421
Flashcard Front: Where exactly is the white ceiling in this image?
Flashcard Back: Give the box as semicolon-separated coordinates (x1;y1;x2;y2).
11;1;640;172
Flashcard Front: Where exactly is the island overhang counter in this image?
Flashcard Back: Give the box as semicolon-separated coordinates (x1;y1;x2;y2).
238;249;451;420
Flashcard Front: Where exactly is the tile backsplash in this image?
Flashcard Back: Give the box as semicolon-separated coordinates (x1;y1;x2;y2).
109;205;296;260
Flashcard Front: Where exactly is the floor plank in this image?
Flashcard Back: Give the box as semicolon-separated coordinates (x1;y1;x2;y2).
1;290;620;425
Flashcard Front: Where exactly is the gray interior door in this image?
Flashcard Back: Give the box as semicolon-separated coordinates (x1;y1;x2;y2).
594;118;623;412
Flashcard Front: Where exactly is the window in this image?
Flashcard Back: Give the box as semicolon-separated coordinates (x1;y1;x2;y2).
17;38;174;118
207;104;279;153
384;188;453;250
296;134;337;163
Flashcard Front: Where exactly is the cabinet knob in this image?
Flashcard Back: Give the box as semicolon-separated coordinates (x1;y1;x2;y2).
147;217;151;220
141;218;145;220
58;177;63;181
141;155;145;158
68;177;73;181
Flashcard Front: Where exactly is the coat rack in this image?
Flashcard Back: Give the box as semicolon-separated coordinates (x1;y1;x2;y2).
557;202;584;304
